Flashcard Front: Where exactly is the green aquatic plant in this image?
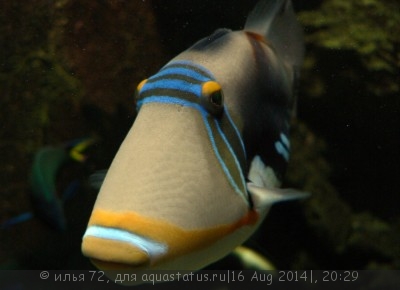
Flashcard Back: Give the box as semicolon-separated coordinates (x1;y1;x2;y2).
0;2;82;152
293;0;400;268
299;0;400;96
0;1;83;230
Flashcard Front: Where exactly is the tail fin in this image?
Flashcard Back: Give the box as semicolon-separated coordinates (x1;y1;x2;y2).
245;0;304;68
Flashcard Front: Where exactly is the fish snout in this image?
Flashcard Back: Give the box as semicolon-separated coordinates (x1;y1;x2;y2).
82;223;168;270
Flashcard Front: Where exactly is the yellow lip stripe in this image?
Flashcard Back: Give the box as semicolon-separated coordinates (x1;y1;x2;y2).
87;208;259;263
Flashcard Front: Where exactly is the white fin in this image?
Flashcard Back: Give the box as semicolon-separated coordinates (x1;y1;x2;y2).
247;155;309;211
245;0;304;68
248;155;281;188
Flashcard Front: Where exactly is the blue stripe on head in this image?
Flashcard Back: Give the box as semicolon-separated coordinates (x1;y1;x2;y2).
224;109;246;157
162;60;215;79
153;67;211;83
140;79;203;97
137;96;207;114
214;118;247;197
138;61;215;103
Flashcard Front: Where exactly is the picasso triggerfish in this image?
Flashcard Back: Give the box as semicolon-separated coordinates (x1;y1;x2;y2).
82;0;306;282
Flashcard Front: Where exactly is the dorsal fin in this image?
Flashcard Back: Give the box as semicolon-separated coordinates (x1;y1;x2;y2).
190;28;232;51
245;0;304;68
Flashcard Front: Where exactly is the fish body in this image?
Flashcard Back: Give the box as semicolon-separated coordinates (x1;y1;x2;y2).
82;0;305;280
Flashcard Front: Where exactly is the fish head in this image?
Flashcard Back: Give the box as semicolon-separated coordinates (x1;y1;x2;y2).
82;61;260;273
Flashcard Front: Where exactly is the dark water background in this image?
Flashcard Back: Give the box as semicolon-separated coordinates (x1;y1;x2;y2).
0;0;399;274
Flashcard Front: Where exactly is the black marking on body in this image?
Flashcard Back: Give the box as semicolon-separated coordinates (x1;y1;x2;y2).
242;31;293;181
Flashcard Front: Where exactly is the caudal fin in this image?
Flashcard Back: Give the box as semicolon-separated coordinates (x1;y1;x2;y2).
245;0;304;68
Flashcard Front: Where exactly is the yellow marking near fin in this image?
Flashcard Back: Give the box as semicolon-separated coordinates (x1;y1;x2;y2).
87;209;259;264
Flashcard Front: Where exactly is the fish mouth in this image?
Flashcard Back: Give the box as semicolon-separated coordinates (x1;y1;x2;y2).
82;225;168;269
82;208;259;271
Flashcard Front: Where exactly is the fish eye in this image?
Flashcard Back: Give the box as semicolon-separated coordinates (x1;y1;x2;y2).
210;90;223;106
201;81;224;117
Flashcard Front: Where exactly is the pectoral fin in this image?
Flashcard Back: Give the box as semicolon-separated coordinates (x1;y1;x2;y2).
247;155;309;212
247;182;309;212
